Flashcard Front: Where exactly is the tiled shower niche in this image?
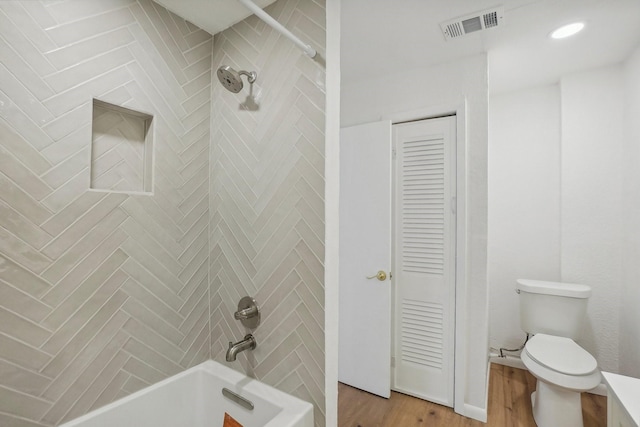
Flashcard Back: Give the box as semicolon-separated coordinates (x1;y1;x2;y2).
90;99;154;193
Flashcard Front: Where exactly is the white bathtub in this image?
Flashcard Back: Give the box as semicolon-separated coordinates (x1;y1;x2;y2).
60;361;313;427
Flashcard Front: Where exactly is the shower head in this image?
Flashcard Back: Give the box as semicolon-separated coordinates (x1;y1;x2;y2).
217;65;257;93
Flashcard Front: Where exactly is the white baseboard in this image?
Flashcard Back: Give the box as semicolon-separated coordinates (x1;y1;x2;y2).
490;355;526;370
489;357;608;396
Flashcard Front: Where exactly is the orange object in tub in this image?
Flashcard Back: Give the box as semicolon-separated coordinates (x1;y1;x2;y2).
224;412;243;427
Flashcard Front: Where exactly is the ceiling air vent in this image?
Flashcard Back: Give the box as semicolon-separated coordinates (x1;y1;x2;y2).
440;6;504;41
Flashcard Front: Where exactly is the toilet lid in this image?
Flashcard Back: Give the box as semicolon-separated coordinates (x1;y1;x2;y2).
525;334;597;376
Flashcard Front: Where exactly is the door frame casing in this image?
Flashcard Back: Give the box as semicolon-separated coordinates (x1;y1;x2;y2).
384;100;468;417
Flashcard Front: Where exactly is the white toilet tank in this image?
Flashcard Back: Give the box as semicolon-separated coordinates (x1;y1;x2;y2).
516;279;591;339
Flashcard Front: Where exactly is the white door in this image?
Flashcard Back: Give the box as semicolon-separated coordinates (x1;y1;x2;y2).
392;116;456;406
338;120;392;398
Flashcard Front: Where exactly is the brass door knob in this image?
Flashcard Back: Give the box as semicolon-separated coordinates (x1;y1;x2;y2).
366;271;387;281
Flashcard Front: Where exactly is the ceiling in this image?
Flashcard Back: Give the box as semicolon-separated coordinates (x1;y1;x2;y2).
152;0;275;35
341;0;640;93
155;0;640;94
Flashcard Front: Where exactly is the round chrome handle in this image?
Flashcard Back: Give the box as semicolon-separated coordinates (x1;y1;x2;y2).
366;271;387;281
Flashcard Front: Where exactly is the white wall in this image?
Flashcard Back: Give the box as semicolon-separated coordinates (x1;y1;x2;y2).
621;46;640;378
342;54;490;418
560;65;625;372
488;85;561;350
489;63;634;375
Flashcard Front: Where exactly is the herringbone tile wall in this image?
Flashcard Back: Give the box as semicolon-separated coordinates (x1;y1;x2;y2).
208;0;326;426
0;1;213;425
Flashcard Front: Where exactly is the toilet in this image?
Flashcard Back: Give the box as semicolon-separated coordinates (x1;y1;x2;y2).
516;279;601;427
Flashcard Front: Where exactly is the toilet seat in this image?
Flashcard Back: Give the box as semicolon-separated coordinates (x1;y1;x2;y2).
522;334;601;392
525;334;597;375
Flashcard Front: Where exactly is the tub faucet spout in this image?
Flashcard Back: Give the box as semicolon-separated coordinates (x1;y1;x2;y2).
226;334;256;362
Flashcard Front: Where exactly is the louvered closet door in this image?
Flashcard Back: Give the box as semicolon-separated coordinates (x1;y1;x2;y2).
393;116;456;407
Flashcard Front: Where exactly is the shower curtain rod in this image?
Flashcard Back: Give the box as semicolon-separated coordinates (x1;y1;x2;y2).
236;0;317;58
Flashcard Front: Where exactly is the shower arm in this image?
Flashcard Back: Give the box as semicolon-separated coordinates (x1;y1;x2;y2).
238;70;257;84
236;0;317;58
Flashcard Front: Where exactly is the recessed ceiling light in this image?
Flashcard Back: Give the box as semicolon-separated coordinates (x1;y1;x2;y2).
550;22;585;39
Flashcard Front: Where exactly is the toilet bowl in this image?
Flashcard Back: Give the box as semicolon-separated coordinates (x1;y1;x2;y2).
521;333;601;427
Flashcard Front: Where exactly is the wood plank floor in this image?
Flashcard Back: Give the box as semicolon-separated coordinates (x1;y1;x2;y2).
338;364;607;427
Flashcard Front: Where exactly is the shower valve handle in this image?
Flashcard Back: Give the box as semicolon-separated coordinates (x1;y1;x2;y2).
234;306;258;320
233;296;260;329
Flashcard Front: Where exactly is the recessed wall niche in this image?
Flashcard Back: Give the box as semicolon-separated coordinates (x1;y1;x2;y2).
90;99;154;193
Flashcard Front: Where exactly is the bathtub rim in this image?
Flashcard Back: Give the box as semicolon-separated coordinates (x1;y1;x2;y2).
59;360;313;427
